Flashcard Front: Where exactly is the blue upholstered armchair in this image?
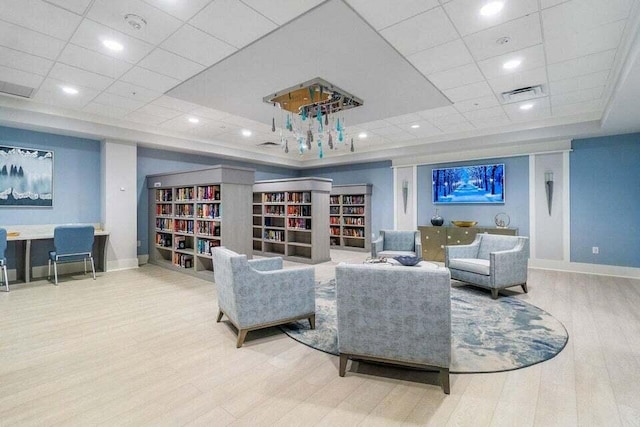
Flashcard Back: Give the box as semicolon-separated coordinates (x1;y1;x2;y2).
336;263;452;394
445;234;529;299
212;247;316;348
371;230;422;259
0;228;8;292
48;225;96;285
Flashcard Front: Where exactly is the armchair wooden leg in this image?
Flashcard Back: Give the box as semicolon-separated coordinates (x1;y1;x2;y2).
236;329;248;348
216;310;224;323
339;354;348;377
53;261;58;286
491;289;499;299
440;368;450;394
308;314;316;330
521;283;528;293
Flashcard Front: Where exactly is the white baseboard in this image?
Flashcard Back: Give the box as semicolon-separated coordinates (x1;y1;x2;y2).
106;258;139;271
138;254;149;265
529;258;640;279
32;261;94;280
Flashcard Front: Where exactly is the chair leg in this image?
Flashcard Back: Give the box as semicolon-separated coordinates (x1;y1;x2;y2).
521;283;528;293
216;310;224;322
2;265;8;292
491;289;499;299
339;354;348;377
89;256;96;280
236;329;248;348
308;314;316;330
84;258;87;274
53;261;58;285
440;368;450;394
48;259;51;280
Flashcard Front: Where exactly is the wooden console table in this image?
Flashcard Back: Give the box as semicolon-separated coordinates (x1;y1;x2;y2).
5;224;109;283
418;225;518;262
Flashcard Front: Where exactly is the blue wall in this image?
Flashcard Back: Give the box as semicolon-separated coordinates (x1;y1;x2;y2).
570;133;640;267
301;161;394;237
417;156;530;237
137;147;298;255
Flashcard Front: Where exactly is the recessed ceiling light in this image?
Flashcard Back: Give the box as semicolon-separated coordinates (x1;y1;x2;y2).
503;59;521;70
241;129;252;137
519;103;534;110
102;39;124;51
188;117;199;124
480;1;504;17
61;86;78;95
411;124;420;129
358;132;367;139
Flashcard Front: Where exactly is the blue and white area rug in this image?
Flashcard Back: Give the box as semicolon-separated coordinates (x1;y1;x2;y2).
281;280;568;374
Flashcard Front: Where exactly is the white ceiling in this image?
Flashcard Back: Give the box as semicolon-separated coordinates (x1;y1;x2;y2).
0;0;638;168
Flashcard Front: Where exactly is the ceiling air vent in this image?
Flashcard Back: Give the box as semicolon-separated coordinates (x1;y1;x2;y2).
501;85;544;103
0;80;35;98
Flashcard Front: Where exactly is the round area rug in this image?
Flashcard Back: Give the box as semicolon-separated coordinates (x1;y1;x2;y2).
281;280;568;374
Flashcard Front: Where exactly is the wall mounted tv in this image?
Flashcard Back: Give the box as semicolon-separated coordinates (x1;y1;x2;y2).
432;164;505;204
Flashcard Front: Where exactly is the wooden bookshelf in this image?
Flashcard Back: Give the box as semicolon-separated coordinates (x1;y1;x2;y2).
329;184;372;252
253;177;332;264
147;165;254;280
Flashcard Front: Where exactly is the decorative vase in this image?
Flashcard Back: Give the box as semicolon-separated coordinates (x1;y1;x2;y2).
431;209;444;226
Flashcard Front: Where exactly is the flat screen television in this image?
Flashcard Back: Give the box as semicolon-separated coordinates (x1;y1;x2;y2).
432;163;505;204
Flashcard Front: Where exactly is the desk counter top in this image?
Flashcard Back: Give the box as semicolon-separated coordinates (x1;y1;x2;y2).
3;224;109;241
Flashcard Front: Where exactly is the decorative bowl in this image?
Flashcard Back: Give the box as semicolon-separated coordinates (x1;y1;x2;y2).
451;220;478;227
393;256;422;266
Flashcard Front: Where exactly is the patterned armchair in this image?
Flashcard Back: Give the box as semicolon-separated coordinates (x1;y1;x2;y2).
445;234;529;299
336;263;452;394
371;230;422;259
212;247;316;348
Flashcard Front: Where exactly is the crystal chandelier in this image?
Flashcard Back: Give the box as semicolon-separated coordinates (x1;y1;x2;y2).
264;78;364;158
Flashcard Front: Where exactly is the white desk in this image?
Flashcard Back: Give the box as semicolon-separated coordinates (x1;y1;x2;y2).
5;224;109;283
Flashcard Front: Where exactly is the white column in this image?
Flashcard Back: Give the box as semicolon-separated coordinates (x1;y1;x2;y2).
101;139;139;271
394;165;417;230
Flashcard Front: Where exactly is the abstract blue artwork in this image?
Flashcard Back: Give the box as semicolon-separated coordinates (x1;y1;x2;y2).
0;145;53;207
432;164;504;204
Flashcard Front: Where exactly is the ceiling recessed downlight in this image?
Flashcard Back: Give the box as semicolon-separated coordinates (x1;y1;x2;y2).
480;1;504;16
187;117;199;124
241;129;252;137
358;132;367;139
102;39;124;52
503;59;522;70
61;86;79;95
519;103;534;110
411;124;420;129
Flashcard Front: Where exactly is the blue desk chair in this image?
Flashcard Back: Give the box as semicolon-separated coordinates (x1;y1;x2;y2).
0;228;8;292
48;225;96;285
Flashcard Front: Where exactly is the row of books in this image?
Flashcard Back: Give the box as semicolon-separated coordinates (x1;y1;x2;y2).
175;204;194;217
175;187;195;201
343;217;365;225
342;206;365;215
156;218;173;230
197;221;220;237
197;203;220;219
264;205;285;216
197;185;220;201
287;205;310;217
263;192;286;203
173;253;193;269
287;218;311;230
264;230;285;242
156;233;172;247
197;238;220;255
288;192;311;203
156;189;172;202
156;204;172;215
342;195;365;205
175;219;194;233
330;217;340;225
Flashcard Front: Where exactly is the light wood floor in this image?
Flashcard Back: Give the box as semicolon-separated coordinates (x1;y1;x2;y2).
1;249;639;426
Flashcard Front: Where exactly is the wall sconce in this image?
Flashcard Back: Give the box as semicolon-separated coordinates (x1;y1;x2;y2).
402;179;409;214
545;171;553;215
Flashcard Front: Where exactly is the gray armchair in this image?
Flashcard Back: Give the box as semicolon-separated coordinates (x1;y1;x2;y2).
212;247;316;348
445;234;529;299
336;263;452;394
371;230;422;259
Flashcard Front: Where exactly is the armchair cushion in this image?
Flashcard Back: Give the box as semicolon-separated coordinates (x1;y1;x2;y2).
372;230;421;258
448;258;490;275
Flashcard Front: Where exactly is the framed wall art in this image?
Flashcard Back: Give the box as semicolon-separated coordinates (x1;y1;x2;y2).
0;144;53;207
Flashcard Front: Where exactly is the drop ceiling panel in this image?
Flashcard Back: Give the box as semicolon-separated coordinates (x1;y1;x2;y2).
83;101;131;118
444;80;493;102
503;97;551;121
71;20;155;63
0;46;53;77
470;114;511;128
444;0;539;36
151;96;200;113
124;110;168;126
106;81;162;103
33;79;99;109
549;70;610;95
380;7;459;56
0;20;66;60
44;0;93;16
58;44;133;79
407;121;442;136
161;25;237;66
547;50;616;80
464;13;542;61
544;20;626;64
345;0;439;30
138;49;205;80
542;0;633;40
368;125;405;136
477;44;546;79
435;120;475;133
487;67;548;95
407;39;474;76
463;105;506;121
120;67;181;92
0;65;44;88
242;0;325;25
136;103;183;119
417;105;459;119
428;63;485;90
87;0;182;44
429;111;469;126
552;98;603;116
0;0;82;40
92;92;146;111
189;0;278;48
168;0;451;128
385;113;425;125
141;0;212;21
541;0;568;8
48;63;115;91
189;106;232;121
454;95;500;112
551;86;604;107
